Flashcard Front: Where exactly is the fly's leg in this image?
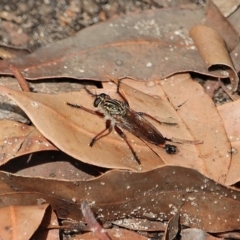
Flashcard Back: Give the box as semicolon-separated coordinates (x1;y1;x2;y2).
65;102;104;117
139;112;203;146
108;76;130;106
139;111;180;153
114;125;141;165
89;119;112;147
83;86;97;97
117;81;129;105
66;102;113;146
109;76;178;126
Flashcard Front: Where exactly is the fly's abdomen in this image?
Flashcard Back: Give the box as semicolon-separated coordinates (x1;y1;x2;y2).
116;111;166;145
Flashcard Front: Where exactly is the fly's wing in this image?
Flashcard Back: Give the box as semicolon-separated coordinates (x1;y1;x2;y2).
115;109;165;145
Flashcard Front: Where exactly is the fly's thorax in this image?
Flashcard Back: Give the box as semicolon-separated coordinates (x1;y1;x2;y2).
93;93;128;117
102;99;127;117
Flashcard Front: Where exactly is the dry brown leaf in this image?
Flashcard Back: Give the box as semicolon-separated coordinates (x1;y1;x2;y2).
2;151;95;181
0;191;82;220
216;231;240;239
0;45;30;59
204;0;239;51
31;205;59;240
0;204;49;240
0;73;233;183
112;218;165;232
0;166;240;232
181;228;220;240
213;0;240;17
0;4;238;84
112;74;231;184
217;100;240;185
80;228;148;240
159;74;231;184
0;119;57;166
0;85;160;171
227;7;240;94
0;75;204;172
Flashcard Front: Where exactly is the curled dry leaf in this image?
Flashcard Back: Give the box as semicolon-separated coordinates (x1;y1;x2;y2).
1;166;240;232
217;100;240;185
0;4;238;83
190;25;239;91
0;119;57;166
0;204;49;240
205;0;239;51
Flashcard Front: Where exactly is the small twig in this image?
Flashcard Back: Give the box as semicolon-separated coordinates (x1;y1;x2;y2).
81;200;111;240
218;78;239;101
8;64;30;92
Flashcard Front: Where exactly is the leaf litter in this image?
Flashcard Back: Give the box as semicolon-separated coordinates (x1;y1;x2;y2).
0;0;240;239
1;73;235;185
0;75;222;176
0;166;240;233
0;204;50;240
0;2;238;86
0;119;57;166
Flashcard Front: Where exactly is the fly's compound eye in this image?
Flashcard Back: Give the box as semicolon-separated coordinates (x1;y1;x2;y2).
93;97;102;107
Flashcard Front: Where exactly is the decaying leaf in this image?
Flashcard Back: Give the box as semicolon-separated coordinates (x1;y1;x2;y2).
0;166;240;232
205;0;239;51
0;119;57;166
0;3;238;87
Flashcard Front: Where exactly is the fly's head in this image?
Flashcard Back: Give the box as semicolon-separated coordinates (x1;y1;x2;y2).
94;93;127;117
93;93;108;108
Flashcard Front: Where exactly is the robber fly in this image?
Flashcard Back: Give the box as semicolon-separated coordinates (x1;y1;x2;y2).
66;80;201;164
